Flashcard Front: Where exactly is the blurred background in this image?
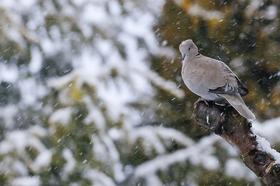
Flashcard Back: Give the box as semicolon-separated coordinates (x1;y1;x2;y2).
0;0;279;185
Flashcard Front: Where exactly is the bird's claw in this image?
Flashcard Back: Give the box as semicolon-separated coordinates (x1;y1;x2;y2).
194;98;209;107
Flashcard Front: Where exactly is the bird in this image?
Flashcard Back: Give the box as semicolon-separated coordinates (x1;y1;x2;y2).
179;39;256;120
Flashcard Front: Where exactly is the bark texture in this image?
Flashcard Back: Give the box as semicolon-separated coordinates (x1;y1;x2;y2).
193;100;280;185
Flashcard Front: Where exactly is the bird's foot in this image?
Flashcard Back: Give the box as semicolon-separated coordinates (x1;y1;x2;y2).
214;102;227;106
194;98;210;107
214;101;231;107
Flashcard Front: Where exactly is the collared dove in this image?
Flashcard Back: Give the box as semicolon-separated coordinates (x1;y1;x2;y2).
179;39;256;120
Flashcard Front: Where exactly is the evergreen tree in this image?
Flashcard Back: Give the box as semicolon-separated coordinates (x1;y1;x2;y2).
0;0;279;186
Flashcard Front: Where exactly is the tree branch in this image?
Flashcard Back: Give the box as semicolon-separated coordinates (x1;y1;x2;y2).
193;100;280;186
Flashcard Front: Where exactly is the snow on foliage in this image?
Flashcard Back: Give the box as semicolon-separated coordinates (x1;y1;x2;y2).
0;0;187;185
134;135;220;178
11;176;41;186
0;0;279;185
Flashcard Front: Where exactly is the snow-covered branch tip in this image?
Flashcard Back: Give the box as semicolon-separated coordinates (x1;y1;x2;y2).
193;100;280;186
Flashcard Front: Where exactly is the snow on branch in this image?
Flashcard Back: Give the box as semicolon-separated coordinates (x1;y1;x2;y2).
134;135;220;178
193;100;280;185
119;135;220;186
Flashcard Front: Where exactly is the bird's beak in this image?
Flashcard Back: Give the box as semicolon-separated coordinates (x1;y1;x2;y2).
181;54;186;60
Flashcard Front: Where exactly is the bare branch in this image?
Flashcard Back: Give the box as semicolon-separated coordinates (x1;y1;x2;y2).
193;100;280;186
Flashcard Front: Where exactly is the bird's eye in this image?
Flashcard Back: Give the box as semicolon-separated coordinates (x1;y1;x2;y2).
188;47;191;51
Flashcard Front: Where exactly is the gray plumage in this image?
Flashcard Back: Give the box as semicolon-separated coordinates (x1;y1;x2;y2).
179;39;256;120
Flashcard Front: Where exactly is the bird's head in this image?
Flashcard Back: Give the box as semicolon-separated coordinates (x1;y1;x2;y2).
179;39;199;60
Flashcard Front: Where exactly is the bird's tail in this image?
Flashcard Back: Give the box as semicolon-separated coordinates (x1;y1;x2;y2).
219;94;256;120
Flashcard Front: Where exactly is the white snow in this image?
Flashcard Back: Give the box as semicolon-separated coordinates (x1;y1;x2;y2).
29;126;48;137
264;5;278;20
81;4;107;25
156;127;194;146
32;150;52;172
18;78;47;106
256;136;280;164
84;100;106;130
252;117;280;163
49;107;73;125
11;160;29;175
11;176;41;186
146;70;185;98
0;128;52;175
127;126;194;155
225;159;256;181
62;149;76;177
101;135;125;182
0;63;19;82
0;105;18;128
253;117;280;143
134;135;220;178
29;47;42;74
83;169;116;186
145;174;163;186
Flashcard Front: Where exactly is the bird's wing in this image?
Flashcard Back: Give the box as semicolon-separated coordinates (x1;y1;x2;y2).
208;77;248;96
205;58;248;96
191;56;255;120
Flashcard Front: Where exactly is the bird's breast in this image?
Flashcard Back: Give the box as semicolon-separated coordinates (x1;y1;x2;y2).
182;64;220;100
